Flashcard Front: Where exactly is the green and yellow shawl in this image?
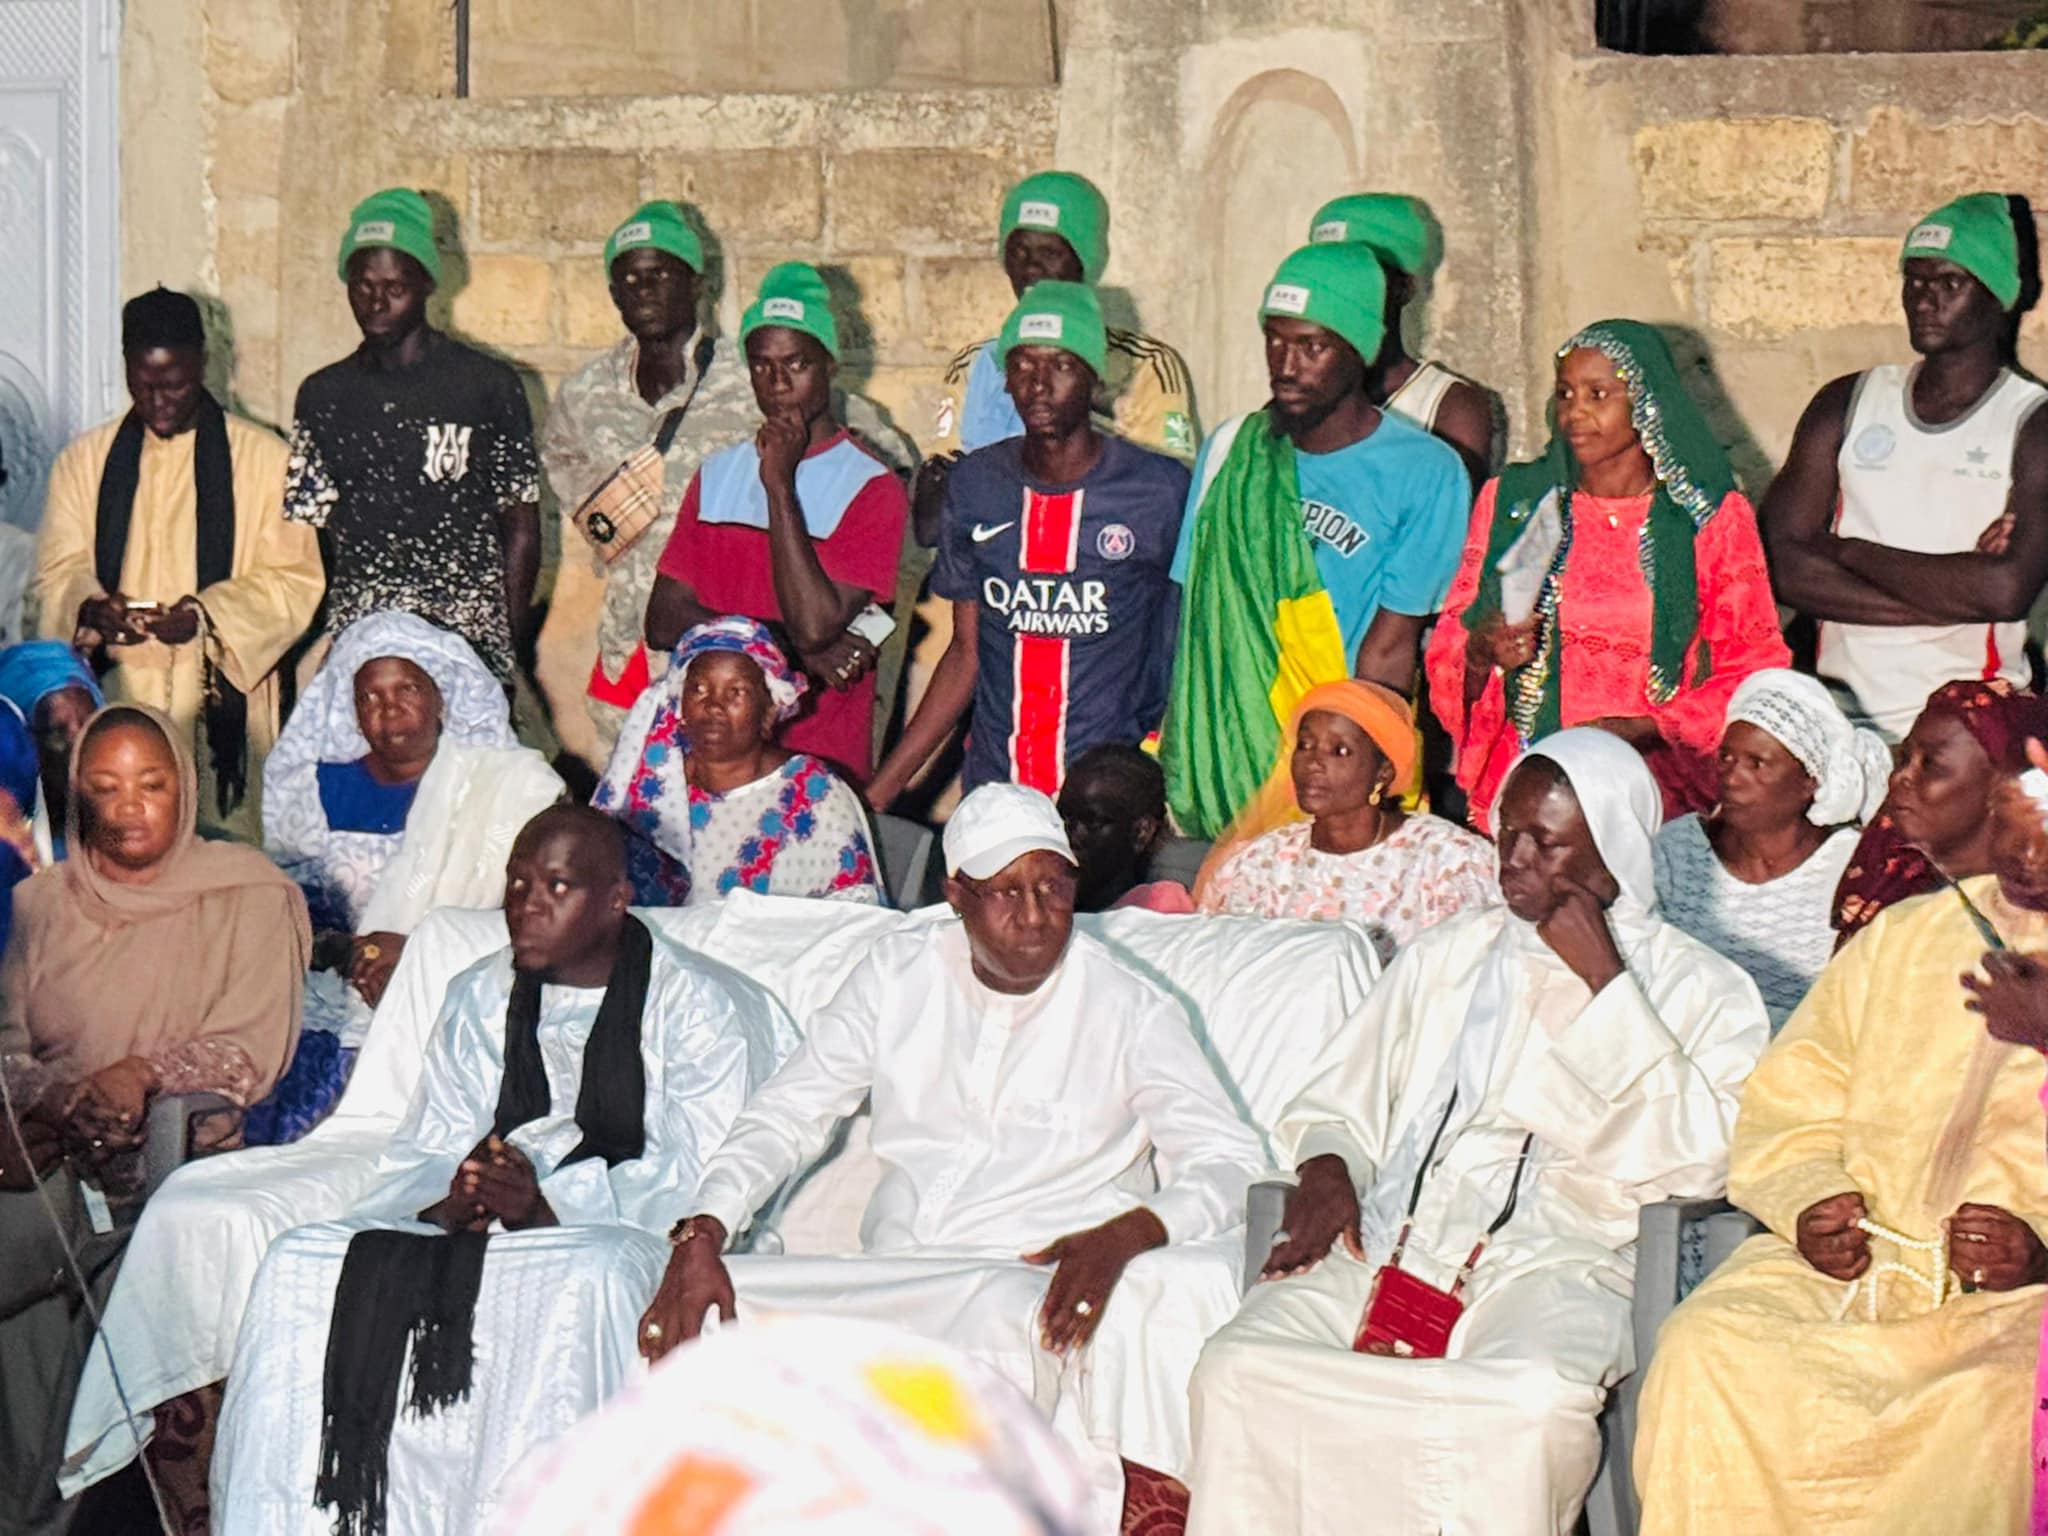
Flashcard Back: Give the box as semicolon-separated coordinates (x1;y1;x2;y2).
1161;413;1349;838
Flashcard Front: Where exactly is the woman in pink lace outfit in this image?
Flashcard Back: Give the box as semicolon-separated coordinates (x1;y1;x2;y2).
1199;678;1495;962
1426;320;1790;830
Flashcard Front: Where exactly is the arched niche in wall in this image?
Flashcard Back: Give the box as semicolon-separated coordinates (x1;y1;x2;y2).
1193;69;1358;423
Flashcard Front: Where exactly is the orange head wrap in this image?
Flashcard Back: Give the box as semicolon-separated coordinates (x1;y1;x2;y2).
1284;680;1418;806
1192;680;1421;901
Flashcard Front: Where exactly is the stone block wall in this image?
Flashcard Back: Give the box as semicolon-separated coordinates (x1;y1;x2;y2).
1052;0;1533;435
1525;2;2048;483
469;0;1058;96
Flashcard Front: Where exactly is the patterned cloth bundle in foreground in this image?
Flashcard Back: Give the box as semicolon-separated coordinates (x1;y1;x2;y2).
494;1316;1093;1535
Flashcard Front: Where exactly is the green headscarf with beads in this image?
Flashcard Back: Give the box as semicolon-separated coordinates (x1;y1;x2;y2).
1463;319;1737;744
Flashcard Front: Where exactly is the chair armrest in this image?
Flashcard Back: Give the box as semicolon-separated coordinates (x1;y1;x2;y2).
1702;1208;1763;1273
1631;1197;1731;1372
143;1092;235;1199
1243;1177;1292;1292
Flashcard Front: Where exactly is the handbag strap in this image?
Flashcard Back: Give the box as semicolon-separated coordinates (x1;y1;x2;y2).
1390;1086;1538;1287
1401;1088;1462;1223
652;406;687;455
646;333;718;457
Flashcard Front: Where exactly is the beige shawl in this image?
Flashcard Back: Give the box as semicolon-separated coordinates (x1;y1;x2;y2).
0;703;310;1099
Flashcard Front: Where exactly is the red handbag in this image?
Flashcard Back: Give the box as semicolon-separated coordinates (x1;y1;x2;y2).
1353;1090;1534;1360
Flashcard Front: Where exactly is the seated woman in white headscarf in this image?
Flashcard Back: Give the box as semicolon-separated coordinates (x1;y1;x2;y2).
1183;729;1769;1536
1652;668;1892;1030
594;616;880;906
255;612;563;1142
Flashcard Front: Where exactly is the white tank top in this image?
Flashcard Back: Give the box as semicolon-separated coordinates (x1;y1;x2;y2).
1817;362;2046;738
1384;360;1459;431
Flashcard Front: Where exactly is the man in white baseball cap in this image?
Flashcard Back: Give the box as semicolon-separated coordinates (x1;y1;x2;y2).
640;781;1262;1526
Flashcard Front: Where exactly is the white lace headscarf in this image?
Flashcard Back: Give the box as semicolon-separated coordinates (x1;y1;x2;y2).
262;611;517;882
1724;668;1891;827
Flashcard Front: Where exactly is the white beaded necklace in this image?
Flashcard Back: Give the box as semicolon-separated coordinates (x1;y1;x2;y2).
1833;1216;1951;1323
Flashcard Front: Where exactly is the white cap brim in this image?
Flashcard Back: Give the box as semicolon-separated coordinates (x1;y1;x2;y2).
948;831;1078;881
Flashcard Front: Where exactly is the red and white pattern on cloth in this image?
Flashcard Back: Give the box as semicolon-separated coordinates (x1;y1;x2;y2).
1198;814;1498;965
1425;482;1791;831
1010;485;1084;794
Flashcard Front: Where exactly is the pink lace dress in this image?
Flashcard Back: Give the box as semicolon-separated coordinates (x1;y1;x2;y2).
1197;814;1497;963
1425;482;1791;829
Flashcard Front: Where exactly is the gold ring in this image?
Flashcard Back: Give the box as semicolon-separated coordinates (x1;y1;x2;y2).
643;1322;663;1340
361;943;382;961
1073;1299;1093;1317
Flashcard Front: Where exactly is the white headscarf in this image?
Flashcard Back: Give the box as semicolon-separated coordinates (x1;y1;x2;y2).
1723;668;1891;826
1511;726;1664;925
1399;728;1663;1187
262;612;522;890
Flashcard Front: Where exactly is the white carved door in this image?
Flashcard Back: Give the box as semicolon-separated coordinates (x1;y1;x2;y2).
0;0;122;538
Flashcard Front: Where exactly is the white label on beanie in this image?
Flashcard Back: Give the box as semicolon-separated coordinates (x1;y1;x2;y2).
615;220;652;247
1018;200;1061;228
762;297;805;321
1906;223;1954;251
1019;313;1064;341
1311;220;1349;244
354;221;396;244
1265;282;1311;314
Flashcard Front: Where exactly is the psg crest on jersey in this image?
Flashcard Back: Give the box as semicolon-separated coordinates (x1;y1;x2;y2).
1096;523;1135;561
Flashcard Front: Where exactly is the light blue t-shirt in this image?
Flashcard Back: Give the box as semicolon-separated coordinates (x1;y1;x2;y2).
1170;411;1471;663
959;343;1025;451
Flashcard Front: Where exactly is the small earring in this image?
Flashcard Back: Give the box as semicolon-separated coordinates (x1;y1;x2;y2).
1368;786;1383;806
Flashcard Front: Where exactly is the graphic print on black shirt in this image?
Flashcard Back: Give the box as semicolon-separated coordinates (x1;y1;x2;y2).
284;331;540;679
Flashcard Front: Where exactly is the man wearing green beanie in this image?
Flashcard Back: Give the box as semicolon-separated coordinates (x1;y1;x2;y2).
1159;242;1472;837
869;279;1191;809
1308;192;1497;485
916;169;1199;547
543;203;919;757
643;262;908;782
1767;190;2048;741
286;186;540;685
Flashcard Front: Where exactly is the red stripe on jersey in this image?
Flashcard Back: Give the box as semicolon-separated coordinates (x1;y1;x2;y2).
1009;487;1084;792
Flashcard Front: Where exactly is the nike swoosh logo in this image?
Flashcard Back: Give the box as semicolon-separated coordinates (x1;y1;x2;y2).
970;521;1016;543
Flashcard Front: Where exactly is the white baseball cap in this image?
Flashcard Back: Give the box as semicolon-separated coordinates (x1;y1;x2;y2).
942;783;1078;880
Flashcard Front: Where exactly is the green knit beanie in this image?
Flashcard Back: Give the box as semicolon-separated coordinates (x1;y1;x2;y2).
1259;243;1388;364
999;172;1110;284
337;188;442;287
741;262;839;359
1308;193;1438;278
996;279;1107;379
1901;193;2022;311
605;200;704;275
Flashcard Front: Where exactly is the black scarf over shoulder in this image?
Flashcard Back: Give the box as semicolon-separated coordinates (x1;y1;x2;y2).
314;919;655;1536
93;395;247;816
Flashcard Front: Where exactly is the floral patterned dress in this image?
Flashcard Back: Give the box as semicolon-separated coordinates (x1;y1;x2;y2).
1198;813;1498;963
622;753;882;908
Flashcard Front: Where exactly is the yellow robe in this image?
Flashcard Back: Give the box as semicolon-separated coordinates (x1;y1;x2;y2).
35;415;324;840
1635;877;2048;1536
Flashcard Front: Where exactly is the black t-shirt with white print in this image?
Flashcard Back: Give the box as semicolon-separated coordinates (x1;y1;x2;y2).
284;330;540;679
